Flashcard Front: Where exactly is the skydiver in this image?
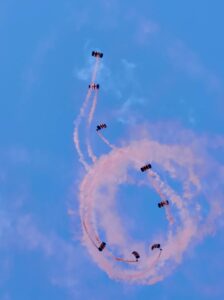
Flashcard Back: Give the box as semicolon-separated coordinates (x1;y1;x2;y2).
158;200;169;208
151;243;162;251
140;163;152;172
92;51;103;58
98;242;106;252
96;123;107;131
89;83;100;89
132;251;140;261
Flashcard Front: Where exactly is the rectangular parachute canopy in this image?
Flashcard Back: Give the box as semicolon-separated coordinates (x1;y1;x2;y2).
151;243;161;250
89;83;100;90
98;242;106;252
132;251;140;260
140;163;152;172
158;200;169;208
92;51;103;58
96;123;107;131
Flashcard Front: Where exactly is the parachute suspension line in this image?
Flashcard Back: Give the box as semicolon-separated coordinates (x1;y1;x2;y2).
74;58;100;169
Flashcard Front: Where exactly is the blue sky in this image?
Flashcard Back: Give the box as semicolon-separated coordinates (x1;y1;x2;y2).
1;1;224;299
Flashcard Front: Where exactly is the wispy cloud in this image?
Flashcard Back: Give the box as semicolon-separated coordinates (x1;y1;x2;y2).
21;35;56;96
135;18;160;44
115;96;146;124
0;208;91;298
168;40;222;91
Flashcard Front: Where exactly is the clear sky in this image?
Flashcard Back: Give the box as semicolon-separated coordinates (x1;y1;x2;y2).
1;1;224;299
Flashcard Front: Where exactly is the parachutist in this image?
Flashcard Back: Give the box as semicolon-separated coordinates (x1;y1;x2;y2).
92;51;103;58
89;83;100;90
98;242;106;252
158;200;169;208
132;251;140;261
140;164;152;172
96;123;107;131
151;243;161;251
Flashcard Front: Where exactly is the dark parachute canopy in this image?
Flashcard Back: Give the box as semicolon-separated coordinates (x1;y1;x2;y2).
140;163;152;172
98;242;106;252
89;83;100;90
158;200;169;208
151;243;161;251
96;123;107;131
132;251;140;261
92;50;103;58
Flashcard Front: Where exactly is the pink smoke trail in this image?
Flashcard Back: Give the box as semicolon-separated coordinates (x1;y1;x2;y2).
77;136;224;284
74;54;224;285
97;131;116;149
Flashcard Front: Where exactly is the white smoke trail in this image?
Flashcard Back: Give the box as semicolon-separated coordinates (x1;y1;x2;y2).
88;91;98;127
97;131;116;149
73;58;100;169
74;127;89;171
86;91;99;163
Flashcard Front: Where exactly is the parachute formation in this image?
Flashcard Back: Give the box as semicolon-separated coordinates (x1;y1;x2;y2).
73;50;224;285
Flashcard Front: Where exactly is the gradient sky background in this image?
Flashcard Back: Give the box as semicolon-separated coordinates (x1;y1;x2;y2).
1;1;224;299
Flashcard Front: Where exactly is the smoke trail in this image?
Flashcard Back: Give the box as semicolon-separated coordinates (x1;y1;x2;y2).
74;55;224;285
78;137;224;284
86;91;99;163
88;90;98;127
73;58;100;169
148;171;174;225
74;127;89;171
97;131;116;149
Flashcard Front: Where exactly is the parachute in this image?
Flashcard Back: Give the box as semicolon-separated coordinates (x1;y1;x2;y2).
158;200;169;208
92;50;103;58
151;244;162;251
98;242;106;252
115;251;140;263
140;164;152;172
89;83;100;90
132;251;140;261
96;123;107;131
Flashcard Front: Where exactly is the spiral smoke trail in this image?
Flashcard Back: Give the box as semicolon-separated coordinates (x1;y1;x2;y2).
74;53;224;284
